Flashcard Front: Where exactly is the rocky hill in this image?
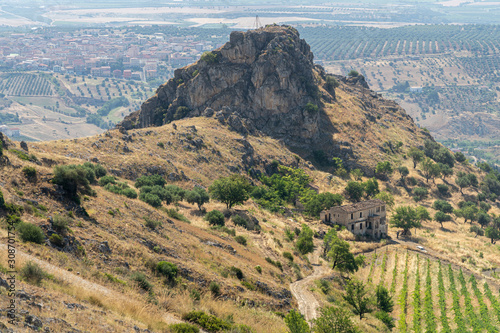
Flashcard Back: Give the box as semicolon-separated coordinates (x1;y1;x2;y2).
120;25;431;174
0;25;499;333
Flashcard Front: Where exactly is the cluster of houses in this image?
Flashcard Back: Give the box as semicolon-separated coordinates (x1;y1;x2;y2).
0;30;224;81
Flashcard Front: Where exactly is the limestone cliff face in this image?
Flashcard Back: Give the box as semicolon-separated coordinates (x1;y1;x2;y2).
119;25;325;143
119;25;431;171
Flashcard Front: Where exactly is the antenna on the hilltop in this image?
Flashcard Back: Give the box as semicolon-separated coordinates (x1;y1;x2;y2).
253;15;262;30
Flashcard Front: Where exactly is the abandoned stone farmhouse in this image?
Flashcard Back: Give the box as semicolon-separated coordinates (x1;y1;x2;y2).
320;199;387;238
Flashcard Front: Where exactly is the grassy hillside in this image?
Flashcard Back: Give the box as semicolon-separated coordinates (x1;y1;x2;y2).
0;79;499;332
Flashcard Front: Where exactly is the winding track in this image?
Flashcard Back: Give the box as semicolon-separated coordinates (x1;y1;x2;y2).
289;242;331;322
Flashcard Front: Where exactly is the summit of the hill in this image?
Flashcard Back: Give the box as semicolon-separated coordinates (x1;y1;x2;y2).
120;25;322;143
119;25;431;173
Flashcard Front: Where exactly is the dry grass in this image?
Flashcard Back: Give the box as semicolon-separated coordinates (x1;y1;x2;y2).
0;88;497;332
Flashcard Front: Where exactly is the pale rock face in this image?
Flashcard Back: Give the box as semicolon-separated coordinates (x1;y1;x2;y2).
119;25;324;144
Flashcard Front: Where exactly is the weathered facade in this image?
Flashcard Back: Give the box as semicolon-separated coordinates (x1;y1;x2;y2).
320;199;387;238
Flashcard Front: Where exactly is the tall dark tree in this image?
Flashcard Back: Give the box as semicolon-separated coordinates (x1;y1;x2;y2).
345;181;364;202
343;279;372;320
390;206;421;236
375;285;394;313
409;147;425;169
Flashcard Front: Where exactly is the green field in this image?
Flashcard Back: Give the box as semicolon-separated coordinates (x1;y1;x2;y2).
357;249;500;332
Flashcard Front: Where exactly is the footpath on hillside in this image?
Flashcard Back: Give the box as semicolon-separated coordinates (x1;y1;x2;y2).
289;242;331;322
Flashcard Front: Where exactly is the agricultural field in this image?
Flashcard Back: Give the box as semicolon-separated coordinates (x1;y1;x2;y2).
305;24;500;166
356;247;500;332
0;73;54;96
0;71;156;141
301;25;500;61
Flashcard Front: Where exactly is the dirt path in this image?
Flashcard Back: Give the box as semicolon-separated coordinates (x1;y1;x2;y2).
0;243;185;328
289;242;331;322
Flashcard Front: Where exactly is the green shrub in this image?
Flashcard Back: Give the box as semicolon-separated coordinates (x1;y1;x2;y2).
157;261;178;282
301;192;344;217
140;185;173;204
165;208;190;223
265;257;283;271
49;233;64;247
143;216;161;229
52;164;93;199
139;192;162;208
134;174;166;188
413;187;428;202
325;75;339;91
174;106;190;120
200;51;218;64
209;281;220;297
122;188;138;198
284;309;309;333
0;189;4;210
169;323;200;333
296;224;314;255
304;102;318;114
105;182;137;198
230;266;244;280
20;261;47;285
348;69;359;77
206;210;225;226
131;272;153;291
407;177;418;186
82;162;106;179
10;149;37;162
284;227;295;242
319;279;331;294
213;226;235;236
232;215;248;228
182;310;231;332
17;222;44;244
208;175;252;210
283;252;294;262
52;214;71;234
374;311;395;330
437;184;449;196
241;280;255;291
190;289;201;301
5;203;23;215
22;166;37;181
234;235;247;246
6;214;22;225
255;265;262;274
165;185;186;201
433;200;453;213
98;175;116;186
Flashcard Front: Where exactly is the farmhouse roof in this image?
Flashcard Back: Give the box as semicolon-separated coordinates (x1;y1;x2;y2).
333;199;385;213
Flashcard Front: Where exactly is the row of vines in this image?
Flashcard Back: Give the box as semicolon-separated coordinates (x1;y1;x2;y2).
362;249;500;332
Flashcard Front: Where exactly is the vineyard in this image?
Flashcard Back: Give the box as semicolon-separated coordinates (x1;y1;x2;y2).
0;73;54;96
299;25;500;61
357;247;500;332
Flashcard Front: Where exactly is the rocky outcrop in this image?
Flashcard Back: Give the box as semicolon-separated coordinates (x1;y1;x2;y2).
119;25;326;144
